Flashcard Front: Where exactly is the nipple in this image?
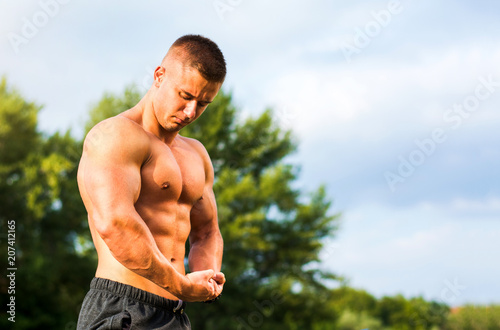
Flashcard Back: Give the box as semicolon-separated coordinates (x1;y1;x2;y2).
161;182;170;190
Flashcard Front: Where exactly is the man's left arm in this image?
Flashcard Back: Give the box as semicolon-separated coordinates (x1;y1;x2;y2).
188;141;225;289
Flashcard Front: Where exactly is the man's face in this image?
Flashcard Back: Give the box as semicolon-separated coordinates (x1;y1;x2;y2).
152;57;221;133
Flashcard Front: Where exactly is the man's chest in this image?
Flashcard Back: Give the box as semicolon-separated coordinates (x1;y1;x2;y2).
139;141;206;206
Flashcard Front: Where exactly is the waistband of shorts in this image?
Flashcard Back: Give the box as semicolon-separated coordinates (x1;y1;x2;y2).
90;277;186;312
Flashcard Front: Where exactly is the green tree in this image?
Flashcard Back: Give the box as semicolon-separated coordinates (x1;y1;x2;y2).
444;305;500;330
330;286;378;316
0;77;95;329
376;295;410;328
374;294;449;330
84;85;141;134
83;85;342;329
406;297;449;329
336;309;383;330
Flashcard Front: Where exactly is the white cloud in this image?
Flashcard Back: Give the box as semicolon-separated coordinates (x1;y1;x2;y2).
266;41;500;141
421;198;500;220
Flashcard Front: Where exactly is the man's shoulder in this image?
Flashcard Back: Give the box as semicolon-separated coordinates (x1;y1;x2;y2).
87;115;148;142
83;115;150;159
88;115;145;136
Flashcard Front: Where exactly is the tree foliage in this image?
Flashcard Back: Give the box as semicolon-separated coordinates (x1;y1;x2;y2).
444;305;500;330
0;77;94;329
184;95;341;329
84;85;141;135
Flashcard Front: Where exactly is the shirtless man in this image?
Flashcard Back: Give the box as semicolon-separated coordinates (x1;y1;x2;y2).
76;35;226;329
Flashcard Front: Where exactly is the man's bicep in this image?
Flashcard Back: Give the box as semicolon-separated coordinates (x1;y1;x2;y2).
190;186;219;240
83;158;141;217
79;124;146;224
188;138;220;238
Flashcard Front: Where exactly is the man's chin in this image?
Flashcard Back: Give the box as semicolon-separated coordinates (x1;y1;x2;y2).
164;123;184;132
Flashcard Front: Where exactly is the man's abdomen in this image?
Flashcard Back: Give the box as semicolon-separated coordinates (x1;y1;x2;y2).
93;211;191;300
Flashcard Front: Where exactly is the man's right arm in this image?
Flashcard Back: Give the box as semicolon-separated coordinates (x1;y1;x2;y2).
78;117;218;301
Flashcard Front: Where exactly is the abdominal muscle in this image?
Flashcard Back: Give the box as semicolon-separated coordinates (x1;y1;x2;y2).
91;208;192;301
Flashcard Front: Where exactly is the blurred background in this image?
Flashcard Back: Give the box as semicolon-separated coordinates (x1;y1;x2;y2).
1;0;499;329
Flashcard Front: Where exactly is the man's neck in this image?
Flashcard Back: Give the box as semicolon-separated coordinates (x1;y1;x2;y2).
127;93;180;146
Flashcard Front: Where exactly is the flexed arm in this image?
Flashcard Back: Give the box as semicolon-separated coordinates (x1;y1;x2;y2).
188;140;225;289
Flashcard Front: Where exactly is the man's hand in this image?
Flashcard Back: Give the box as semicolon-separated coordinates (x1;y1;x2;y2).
205;271;225;303
210;271;225;294
211;272;225;287
175;269;225;302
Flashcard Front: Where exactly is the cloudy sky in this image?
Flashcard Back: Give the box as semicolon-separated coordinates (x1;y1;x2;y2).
1;0;499;306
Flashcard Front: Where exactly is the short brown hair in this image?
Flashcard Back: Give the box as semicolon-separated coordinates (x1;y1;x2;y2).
168;34;226;83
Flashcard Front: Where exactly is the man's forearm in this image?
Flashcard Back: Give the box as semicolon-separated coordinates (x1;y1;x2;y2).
96;212;187;294
188;231;223;272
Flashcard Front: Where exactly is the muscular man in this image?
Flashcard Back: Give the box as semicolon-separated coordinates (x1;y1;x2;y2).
76;35;226;329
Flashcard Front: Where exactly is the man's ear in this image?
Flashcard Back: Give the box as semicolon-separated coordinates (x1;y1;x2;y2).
153;66;166;87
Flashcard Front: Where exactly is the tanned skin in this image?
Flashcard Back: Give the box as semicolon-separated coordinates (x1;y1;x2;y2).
77;48;225;302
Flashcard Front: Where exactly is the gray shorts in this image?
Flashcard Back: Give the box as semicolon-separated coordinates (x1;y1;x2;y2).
77;277;191;330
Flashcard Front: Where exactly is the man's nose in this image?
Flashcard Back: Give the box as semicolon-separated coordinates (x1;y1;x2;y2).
183;101;197;120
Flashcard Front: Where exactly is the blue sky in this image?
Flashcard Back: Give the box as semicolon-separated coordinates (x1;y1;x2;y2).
1;0;499;306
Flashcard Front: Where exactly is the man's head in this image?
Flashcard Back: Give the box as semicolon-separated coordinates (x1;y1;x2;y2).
163;34;226;84
150;35;226;133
